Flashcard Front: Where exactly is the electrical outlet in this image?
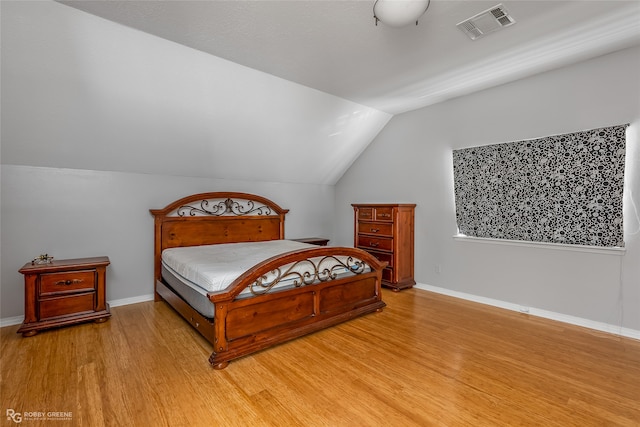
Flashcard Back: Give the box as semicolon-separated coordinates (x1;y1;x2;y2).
435;264;442;274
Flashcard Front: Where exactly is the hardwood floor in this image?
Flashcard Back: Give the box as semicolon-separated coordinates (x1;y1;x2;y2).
1;288;639;426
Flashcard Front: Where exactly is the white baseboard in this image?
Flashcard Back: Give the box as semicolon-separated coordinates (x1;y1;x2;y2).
108;293;155;308
414;283;640;341
0;315;25;328
4;287;638;341
0;293;156;328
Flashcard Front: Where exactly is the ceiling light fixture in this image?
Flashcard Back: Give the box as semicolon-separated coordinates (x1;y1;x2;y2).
373;0;431;27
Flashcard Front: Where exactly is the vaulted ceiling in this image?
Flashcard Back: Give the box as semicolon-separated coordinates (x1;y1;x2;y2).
3;1;640;186
60;1;640;114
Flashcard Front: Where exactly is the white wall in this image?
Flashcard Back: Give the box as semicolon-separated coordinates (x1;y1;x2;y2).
0;1;390;186
335;46;640;332
0;165;336;319
0;1;367;321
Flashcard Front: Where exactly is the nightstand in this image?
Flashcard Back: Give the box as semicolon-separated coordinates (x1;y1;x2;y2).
290;237;330;246
17;256;111;337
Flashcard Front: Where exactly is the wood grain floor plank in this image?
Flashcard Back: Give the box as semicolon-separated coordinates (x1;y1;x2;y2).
1;288;638;426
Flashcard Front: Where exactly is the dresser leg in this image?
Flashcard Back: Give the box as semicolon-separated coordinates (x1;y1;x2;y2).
21;330;38;337
94;317;108;324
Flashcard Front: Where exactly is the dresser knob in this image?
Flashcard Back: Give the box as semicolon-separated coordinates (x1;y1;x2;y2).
55;279;82;286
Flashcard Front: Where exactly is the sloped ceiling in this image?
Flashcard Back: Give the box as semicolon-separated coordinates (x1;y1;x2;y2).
59;0;640;114
1;1;390;185
2;1;640;186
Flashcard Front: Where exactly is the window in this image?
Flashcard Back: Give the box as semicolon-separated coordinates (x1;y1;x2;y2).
452;124;627;247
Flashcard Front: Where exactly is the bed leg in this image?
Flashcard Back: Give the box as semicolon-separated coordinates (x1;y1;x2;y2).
211;361;229;370
209;352;230;370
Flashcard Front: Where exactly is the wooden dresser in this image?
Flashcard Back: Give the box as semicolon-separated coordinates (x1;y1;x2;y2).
17;256;111;337
352;204;416;291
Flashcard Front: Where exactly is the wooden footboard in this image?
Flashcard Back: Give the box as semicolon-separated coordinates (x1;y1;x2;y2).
206;247;386;369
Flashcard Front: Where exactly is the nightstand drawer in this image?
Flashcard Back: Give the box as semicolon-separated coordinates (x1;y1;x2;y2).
39;292;95;320
357;235;393;251
40;270;96;295
358;221;393;236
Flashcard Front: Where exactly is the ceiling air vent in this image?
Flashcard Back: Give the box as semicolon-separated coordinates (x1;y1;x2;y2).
457;4;515;40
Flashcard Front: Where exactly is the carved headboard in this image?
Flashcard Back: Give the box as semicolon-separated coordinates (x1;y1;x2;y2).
150;192;289;284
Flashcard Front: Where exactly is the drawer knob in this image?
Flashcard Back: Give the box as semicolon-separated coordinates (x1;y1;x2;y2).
55;279;83;286
370;242;379;247
370;228;379;232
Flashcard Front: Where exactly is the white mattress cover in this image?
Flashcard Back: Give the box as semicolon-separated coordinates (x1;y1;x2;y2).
161;240;318;294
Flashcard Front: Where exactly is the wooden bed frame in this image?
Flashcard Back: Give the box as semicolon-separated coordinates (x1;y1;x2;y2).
150;192;387;369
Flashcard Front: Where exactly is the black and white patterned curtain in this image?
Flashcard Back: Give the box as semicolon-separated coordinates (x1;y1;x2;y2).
452;124;627;247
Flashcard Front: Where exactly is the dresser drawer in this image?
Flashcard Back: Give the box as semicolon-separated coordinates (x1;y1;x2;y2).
357;235;393;252
366;250;393;268
358;221;393;236
374;207;394;221
40;270;96;296
39;292;95;320
357;207;374;220
382;267;393;283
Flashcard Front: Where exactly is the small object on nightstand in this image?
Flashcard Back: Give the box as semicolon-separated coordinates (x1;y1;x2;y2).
32;254;54;265
17;256;111;337
290;237;330;246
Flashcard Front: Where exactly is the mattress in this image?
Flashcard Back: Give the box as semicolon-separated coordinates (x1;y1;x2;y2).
162;240;314;293
161;240;370;318
162;263;217;318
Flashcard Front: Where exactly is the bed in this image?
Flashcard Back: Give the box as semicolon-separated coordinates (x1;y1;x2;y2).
150;192;387;369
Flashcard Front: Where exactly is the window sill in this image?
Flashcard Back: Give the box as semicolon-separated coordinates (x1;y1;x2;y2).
453;234;626;256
